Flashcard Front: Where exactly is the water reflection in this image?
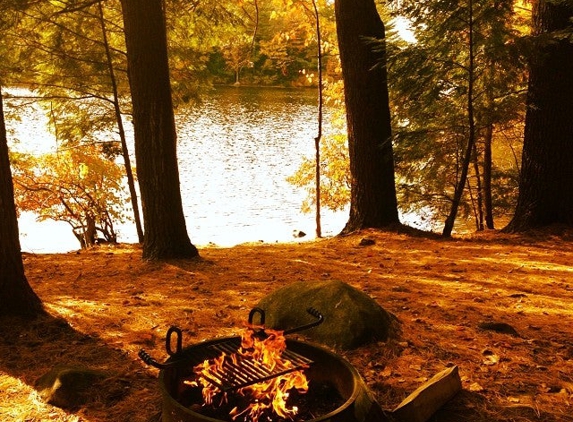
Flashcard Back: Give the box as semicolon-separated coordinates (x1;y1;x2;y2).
176;86;346;247
16;86;347;253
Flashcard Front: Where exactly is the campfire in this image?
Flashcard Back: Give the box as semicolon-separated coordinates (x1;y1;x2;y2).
188;326;311;421
139;307;381;422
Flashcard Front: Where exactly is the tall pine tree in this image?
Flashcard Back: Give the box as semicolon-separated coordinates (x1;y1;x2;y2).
388;0;527;233
0;88;44;318
505;0;573;231
335;0;400;232
120;0;199;259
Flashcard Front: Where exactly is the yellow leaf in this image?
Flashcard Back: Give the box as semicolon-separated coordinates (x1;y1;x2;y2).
79;163;89;179
468;382;484;392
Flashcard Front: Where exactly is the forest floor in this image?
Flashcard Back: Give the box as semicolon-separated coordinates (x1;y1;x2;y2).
1;227;573;422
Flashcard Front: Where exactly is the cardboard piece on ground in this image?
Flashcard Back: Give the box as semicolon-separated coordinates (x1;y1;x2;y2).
391;365;462;422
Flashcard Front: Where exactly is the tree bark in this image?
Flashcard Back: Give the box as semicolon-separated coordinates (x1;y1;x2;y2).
313;0;323;238
483;60;495;230
0;88;45;318
119;0;198;259
471;142;484;231
442;0;476;238
504;0;573;232
98;0;144;244
483;119;494;229
335;0;399;233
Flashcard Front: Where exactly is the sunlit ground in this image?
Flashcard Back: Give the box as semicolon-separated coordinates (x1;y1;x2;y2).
2;229;573;421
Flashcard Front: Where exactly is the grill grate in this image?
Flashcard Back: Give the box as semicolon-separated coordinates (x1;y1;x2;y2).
190;338;313;392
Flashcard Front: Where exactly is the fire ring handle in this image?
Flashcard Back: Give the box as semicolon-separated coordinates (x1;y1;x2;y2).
138;349;171;369
248;307;324;334
166;326;183;356
248;307;266;325
284;307;324;335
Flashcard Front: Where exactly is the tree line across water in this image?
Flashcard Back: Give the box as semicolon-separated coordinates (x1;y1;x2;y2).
1;0;572;317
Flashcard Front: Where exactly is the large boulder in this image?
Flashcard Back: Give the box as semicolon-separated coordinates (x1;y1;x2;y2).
256;280;397;350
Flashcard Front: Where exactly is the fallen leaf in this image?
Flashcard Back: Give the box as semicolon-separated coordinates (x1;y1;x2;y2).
380;367;392;377
483;353;500;366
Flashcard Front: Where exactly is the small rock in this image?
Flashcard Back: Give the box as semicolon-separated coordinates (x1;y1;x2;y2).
359;237;376;246
35;365;122;409
478;321;520;337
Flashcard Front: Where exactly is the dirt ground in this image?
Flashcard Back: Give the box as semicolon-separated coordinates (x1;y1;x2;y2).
1;228;573;422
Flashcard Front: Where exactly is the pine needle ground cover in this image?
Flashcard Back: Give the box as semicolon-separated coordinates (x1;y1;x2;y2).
1;229;572;421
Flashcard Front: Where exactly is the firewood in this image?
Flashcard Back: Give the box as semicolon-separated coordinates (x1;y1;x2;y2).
391;365;462;422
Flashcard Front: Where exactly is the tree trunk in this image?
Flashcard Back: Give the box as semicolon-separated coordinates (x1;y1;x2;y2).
120;0;198;259
504;0;573;232
98;0;144;244
483;121;494;229
483;60;495;229
443;0;476;238
0;88;44;318
313;0;322;239
471;142;484;231
334;0;399;233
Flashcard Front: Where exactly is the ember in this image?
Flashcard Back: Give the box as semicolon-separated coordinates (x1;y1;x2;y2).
188;327;311;421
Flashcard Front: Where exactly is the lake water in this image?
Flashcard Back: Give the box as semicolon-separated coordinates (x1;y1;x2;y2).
10;86;348;253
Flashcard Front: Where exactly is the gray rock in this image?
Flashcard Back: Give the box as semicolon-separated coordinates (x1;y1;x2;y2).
256;280;398;350
35;365;120;409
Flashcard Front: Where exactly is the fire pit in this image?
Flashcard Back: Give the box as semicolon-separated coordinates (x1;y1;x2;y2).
140;308;386;422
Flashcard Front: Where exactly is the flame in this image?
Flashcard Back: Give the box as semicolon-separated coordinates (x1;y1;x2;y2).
190;327;309;421
193;352;226;406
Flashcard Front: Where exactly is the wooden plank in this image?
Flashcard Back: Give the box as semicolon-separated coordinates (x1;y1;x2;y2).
391;365;462;422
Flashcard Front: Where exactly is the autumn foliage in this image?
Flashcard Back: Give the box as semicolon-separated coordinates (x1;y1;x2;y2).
12;144;129;248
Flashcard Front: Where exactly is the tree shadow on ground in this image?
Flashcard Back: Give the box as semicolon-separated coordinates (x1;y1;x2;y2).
430;389;573;422
15;235;573;422
0;313;161;422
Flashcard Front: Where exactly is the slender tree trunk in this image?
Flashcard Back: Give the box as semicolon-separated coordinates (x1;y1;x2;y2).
97;0;143;244
504;0;573;232
335;0;399;233
483;122;494;229
466;178;479;230
312;0;322;238
0;88;44;318
471;142;484;231
483;61;495;229
443;0;476;237
120;0;198;259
